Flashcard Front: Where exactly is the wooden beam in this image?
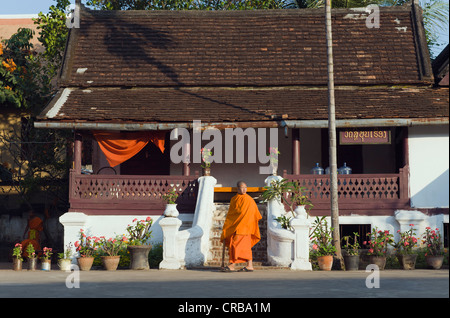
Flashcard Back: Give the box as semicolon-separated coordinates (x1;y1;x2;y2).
214;187;266;193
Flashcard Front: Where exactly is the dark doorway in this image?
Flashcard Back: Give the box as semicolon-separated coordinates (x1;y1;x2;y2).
121;133;170;175
339;224;371;248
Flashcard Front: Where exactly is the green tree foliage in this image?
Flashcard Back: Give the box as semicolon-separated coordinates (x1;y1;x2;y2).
34;0;71;82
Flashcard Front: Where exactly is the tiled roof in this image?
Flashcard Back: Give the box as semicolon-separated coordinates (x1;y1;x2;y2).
37;4;448;126
59;5;431;88
41;86;449;123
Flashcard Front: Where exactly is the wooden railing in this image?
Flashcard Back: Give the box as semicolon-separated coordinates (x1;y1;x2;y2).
282;166;410;215
69;170;198;215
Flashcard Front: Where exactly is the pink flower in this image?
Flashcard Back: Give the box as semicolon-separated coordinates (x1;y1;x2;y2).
146;217;151;222
132;218;138;222
409;224;414;227
363;241;367;245
312;244;318;250
74;241;79;247
369;249;374;254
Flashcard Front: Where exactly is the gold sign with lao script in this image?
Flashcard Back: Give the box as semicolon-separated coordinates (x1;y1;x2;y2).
340;129;391;145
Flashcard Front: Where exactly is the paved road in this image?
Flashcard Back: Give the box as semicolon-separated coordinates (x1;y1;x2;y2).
0;265;448;300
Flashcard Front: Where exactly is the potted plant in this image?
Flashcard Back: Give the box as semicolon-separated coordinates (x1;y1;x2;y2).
261;178;312;229
25;243;38;271
201;148;212;176
74;229;98;271
310;216;336;270
98;235;126;271
363;227;394;270
395;224;418;270
290;181;313;219
126;217;153;270
422;227;444;269
162;188;179;217
342;232;360;271
57;243;73;272
12;243;23;271
41;247;53;271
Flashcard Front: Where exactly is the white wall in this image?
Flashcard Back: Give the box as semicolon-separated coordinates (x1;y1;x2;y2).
169;127;323;187
409;125;449;208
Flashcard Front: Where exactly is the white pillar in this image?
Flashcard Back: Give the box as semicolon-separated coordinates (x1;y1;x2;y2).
290;207;312;271
159;216;183;269
59;212;88;263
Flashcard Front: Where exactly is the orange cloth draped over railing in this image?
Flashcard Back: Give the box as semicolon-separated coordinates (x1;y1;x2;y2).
93;131;166;167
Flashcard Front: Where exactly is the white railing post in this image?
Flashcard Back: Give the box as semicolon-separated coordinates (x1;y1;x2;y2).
290;207;312;271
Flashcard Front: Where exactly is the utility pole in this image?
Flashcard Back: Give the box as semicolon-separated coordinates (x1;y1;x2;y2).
325;0;343;268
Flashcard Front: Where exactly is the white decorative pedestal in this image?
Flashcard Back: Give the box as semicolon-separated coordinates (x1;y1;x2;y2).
290;206;312;271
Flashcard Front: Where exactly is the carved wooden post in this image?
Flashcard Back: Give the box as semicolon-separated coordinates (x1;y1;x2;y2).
292;128;300;175
74;131;82;175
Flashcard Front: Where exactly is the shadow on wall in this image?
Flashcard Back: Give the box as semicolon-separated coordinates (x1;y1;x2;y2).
411;169;449;208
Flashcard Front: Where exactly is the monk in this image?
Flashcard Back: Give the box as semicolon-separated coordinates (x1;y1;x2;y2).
21;214;44;258
220;181;262;272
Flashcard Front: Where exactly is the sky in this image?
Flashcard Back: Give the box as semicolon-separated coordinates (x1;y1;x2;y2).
0;0;448;56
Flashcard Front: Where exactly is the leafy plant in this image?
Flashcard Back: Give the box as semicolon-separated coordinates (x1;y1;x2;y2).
12;243;23;261
395;224;418;255
26;243;37;259
162;188;179;204
97;235;126;256
310;216;336;256
422;227;444;256
200;148;212;169
342;232;360;256
148;243;163;268
274;215;293;231
364;227;394;256
41;247;53;261
57;243;73;260
126;217;153;246
74;229;99;257
261;178;313;220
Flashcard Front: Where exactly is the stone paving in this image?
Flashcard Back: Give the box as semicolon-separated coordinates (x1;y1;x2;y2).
0;262;448;300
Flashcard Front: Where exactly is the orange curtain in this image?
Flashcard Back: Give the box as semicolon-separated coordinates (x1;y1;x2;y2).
93;131;165;167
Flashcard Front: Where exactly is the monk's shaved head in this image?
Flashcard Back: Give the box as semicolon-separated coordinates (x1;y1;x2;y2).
237;181;246;187
236;181;247;194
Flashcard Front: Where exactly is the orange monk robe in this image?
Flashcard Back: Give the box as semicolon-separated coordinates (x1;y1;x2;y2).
220;193;262;263
21;216;43;257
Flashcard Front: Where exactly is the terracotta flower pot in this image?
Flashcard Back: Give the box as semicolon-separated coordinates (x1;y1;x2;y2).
426;255;444;270
77;257;94;271
102;256;121;271
317;255;333;271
